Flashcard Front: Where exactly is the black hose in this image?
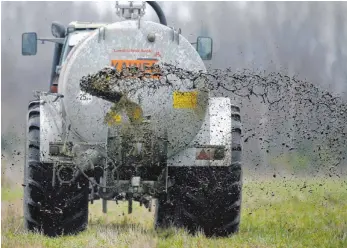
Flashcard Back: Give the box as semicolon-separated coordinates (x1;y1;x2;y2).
146;1;167;26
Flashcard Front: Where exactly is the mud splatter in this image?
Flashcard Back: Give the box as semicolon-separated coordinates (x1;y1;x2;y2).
80;63;347;176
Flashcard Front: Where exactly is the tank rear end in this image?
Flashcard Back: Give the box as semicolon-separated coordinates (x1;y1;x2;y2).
20;2;242;238
58;20;209;159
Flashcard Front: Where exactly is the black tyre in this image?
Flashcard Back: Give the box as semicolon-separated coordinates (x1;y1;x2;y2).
156;105;242;237
23;101;89;237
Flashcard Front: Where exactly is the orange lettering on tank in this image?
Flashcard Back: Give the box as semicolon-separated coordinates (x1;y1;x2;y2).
111;59;160;79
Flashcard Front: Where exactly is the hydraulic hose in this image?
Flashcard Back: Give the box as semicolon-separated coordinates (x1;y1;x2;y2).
146;1;167;26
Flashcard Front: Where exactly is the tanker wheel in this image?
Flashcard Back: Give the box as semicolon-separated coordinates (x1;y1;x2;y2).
23;100;89;237
156;107;242;237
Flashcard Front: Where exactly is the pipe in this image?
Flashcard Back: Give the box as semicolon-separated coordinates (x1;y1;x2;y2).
50;43;63;86
49;22;65;87
98;187;119;200
146;1;167;26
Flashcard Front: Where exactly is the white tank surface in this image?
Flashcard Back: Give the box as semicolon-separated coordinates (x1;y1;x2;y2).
59;20;209;157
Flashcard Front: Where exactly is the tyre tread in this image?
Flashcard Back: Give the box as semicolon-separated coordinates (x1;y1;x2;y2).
24;101;89;237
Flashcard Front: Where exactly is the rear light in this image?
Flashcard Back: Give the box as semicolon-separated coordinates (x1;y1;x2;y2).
196;146;225;160
50;85;58;93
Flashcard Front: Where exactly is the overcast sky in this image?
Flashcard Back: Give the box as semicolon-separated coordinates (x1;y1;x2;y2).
2;1;347;172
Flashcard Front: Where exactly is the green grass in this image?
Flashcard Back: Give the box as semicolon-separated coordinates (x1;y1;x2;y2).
2;186;23;202
2;177;347;248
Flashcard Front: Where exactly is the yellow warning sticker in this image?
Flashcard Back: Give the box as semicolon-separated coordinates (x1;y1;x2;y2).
113;115;122;123
106;113;122;126
173;91;198;109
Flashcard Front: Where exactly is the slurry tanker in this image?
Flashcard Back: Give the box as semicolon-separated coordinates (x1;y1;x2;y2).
22;1;242;237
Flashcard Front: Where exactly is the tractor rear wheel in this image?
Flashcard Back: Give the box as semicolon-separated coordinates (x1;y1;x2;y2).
23;100;89;237
156;106;242;237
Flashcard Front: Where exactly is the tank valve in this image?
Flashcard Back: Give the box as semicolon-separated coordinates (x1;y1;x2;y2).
115;1;146;20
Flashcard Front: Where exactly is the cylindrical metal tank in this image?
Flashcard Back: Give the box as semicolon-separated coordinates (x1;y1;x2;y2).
58;20;209;158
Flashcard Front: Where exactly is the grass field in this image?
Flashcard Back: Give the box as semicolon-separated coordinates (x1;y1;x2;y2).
1;177;346;248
